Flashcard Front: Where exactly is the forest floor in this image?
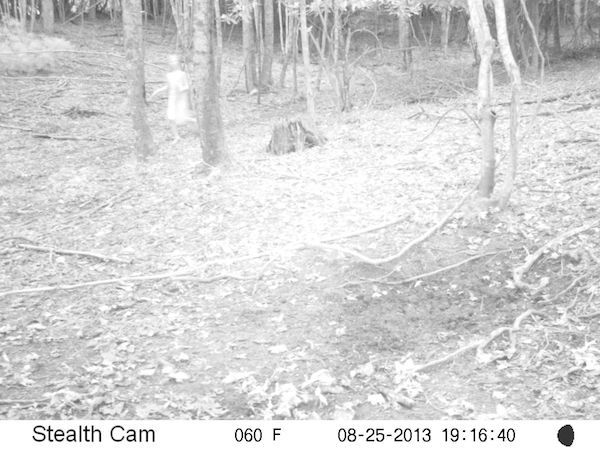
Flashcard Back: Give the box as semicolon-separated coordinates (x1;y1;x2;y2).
1;21;599;420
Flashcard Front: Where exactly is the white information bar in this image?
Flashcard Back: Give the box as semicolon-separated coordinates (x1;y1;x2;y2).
0;420;591;449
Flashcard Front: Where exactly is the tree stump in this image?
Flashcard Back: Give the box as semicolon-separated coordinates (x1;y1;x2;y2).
266;118;325;155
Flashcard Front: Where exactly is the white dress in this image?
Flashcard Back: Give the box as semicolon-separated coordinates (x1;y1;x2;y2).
166;70;194;124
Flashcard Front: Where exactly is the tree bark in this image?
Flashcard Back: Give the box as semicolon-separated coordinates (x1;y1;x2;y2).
19;0;27;31
298;0;315;120
440;7;451;55
494;0;522;207
573;0;583;46
241;0;257;92
398;13;412;70
214;0;222;85
88;0;96;20
553;0;561;51
41;0;54;33
253;0;263;101
57;0;65;23
261;0;274;87
467;0;496;198
525;0;539;72
122;0;156;160
333;0;340;64
193;0;227;166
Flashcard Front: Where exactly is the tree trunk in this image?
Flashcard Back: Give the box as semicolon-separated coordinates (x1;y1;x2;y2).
506;0;521;62
19;0;27;30
440;7;451;55
552;0;561;51
253;0;263;101
152;0;158;21
467;0;496;198
122;0;155;160
333;0;340;64
398;13;412;70
242;0;257;92
88;0;96;20
41;0;54;32
298;0;315;119
57;0;65;23
292;14;298;96
525;0;539;72
467;18;481;66
573;0;583;46
261;0;274;87
279;2;290;88
193;0;227;166
214;0;222;85
493;0;521;207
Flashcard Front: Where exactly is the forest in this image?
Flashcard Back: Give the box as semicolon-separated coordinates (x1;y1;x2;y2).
1;0;599;420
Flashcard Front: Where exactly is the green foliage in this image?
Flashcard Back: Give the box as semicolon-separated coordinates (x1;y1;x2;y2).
0;19;72;74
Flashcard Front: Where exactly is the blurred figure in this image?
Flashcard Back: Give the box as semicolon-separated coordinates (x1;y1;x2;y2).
149;54;196;143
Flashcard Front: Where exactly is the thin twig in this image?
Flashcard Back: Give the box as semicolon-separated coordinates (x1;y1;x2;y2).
0;123;33;132
538;272;590;304
563;167;600;182
0;398;49;405
320;214;411;243
578;310;600;320
414;309;543;372
367;250;512;285
420;108;480;142
305;190;472;266
32;133;112;142
0;251;273;299
513;218;600;290
16;244;129;264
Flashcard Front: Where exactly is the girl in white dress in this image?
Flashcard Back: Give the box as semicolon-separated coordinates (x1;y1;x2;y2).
149;54;196;142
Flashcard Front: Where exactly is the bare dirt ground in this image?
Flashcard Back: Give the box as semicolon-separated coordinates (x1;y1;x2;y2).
1;21;599;420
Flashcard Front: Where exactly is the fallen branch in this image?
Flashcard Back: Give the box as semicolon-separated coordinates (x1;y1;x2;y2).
0;123;33;132
0;236;38;245
563;167;600;182
512;218;600;291
538;272;590;305
82;188;134;218
414;309;543;372
0;252;272;299
16;244;129;264
45;188;134;237
304;190;472;266
497;88;600;106
366;250;511;285
320;214;411;243
413;341;480;373
0;398;49;405
0;270;251;299
578;310;600;320
32;133;111;142
545;366;583;383
0;192;470;298
171;273;256;283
